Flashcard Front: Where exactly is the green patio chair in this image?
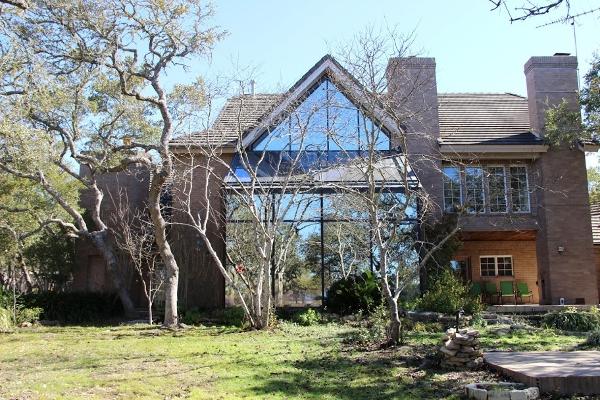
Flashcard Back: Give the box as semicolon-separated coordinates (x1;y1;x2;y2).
483;282;498;304
499;281;517;305
516;282;533;304
469;282;482;298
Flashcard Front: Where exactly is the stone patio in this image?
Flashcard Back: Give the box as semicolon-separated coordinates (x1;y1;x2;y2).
484;351;600;395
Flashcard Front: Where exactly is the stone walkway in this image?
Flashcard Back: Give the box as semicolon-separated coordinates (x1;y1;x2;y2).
484;351;600;395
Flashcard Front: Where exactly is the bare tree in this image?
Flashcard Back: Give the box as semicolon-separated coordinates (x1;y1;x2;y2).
110;193;164;324
489;0;571;22
332;27;463;344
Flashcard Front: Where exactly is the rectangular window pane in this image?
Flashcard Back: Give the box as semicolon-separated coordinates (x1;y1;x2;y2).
480;257;496;277
465;167;485;213
443;166;461;212
497;256;513;276
510;166;530;212
487;166;507;213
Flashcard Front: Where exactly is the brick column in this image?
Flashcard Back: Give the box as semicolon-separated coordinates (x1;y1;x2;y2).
525;55;599;304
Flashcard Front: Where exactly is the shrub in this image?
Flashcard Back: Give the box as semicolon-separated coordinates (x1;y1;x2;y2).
585;330;600;347
327;271;381;316
181;308;204;325
542;307;600;332
411;321;444;333
343;303;390;345
221;307;246;327
0;307;12;331
416;269;483;315
16;307;43;325
21;291;123;323
294;308;321;326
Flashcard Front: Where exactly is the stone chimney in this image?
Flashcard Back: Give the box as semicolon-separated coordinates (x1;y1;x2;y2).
386;57;442;213
525;54;599;305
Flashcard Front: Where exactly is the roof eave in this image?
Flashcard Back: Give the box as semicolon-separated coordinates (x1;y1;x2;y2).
439;143;548;159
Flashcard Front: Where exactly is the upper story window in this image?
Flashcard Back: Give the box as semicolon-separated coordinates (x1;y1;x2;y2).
510;166;530;213
443;164;530;214
253;78;390;152
443;166;461;212
487;166;507;213
465;167;485;214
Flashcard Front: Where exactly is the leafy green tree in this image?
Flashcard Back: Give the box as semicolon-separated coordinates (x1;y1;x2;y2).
0;0;221;325
582;54;600;137
544;54;600;148
588;167;600;204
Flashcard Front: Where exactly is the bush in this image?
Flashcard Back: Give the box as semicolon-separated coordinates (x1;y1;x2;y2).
343;303;390;345
585;330;600;347
542;307;600;332
0;307;12;331
16;307;43;325
21;291;123;323
221;307;246;327
326;271;381;316
416;269;483;315
411;321;444;333
294;308;321;326
181;308;204;325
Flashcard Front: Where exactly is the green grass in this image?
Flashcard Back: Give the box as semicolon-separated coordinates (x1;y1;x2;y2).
0;322;591;399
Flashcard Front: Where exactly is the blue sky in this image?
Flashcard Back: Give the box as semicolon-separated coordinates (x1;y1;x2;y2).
185;1;600;167
196;0;599;96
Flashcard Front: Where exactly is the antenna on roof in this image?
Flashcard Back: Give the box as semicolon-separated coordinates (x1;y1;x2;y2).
536;7;600;89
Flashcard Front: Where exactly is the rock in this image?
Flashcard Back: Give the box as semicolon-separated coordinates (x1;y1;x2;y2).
509;390;528;400
407;311;442;322
439;346;457;357
461;346;475;353
487;390;511;400
178;323;192;329
19;321;32;328
445;339;461;350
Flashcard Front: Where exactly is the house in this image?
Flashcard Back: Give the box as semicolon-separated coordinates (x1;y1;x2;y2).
74;53;600;308
590;203;600;301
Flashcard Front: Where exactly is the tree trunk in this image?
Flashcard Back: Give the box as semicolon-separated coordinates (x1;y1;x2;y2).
90;232;136;317
274;271;284;307
16;250;34;292
387;297;404;345
148;175;179;327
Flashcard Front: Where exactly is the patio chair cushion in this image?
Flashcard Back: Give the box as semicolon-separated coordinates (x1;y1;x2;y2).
499;281;515;296
469;282;482;296
516;282;532;296
484;282;497;295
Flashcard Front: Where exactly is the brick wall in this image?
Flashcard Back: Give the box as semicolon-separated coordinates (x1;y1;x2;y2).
525;55;599;305
170;152;230;309
594;246;600;304
454;239;540;304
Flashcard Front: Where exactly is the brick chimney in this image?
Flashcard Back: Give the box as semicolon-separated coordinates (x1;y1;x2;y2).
386;57;442;213
525;54;579;135
525;54;599;304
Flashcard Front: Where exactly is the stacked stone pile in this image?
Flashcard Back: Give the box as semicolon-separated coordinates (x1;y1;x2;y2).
439;328;483;369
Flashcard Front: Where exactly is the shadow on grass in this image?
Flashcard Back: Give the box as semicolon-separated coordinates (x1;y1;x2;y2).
248;346;473;400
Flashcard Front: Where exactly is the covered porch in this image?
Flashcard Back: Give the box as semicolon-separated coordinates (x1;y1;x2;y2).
452;230;541;304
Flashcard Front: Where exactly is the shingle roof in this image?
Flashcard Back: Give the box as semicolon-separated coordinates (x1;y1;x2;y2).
172;92;541;148
171;93;282;147
437;93;541;146
591;203;600;245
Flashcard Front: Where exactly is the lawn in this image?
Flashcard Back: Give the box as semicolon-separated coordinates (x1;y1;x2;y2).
0;322;589;400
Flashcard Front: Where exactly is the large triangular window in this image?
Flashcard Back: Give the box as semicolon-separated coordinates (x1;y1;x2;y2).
253;78;390;152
